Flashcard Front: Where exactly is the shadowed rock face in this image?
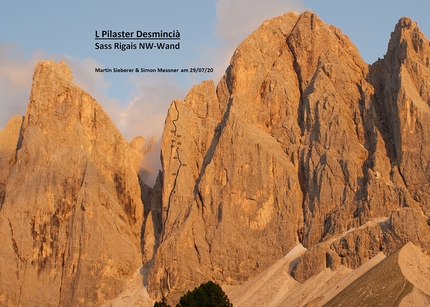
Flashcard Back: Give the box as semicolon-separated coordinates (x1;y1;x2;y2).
145;11;430;301
0;115;23;208
0;61;143;307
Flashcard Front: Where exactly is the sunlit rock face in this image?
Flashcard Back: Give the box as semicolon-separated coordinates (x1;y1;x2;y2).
0;60;143;307
2;10;430;307
145;11;430;302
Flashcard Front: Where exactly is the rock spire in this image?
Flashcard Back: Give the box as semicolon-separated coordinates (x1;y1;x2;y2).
0;61;143;307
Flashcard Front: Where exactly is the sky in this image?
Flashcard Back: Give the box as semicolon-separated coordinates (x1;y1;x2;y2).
1;0;429;183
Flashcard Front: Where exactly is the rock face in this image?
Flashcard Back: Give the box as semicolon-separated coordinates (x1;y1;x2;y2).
145;11;430;302
0;116;23;208
0;61;143;306
2;10;430;307
148;12;304;301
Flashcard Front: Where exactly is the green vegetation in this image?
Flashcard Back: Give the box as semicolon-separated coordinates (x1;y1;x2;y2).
154;296;170;307
153;281;233;307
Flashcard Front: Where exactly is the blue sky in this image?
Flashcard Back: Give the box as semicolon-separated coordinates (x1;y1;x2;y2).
1;0;429;142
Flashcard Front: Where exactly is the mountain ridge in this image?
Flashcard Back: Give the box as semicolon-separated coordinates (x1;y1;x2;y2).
1;10;430;307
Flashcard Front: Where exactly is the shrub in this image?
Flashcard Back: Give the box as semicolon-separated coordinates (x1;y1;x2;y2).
176;281;232;307
153;281;232;307
154;296;171;307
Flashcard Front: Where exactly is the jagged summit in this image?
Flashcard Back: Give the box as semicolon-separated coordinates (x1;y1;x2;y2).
35;60;73;80
386;16;429;63
393;16;424;37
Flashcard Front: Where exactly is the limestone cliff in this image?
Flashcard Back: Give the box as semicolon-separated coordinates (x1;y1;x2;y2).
145;11;430;301
0;61;143;307
2;10;430;307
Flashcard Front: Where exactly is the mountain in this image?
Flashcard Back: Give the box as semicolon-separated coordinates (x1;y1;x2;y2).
1;9;430;307
144;10;430;303
0;61;143;307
